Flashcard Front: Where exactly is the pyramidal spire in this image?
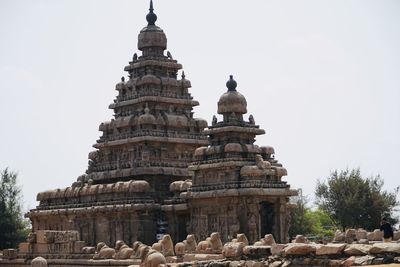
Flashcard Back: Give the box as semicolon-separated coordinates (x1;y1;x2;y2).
146;0;157;26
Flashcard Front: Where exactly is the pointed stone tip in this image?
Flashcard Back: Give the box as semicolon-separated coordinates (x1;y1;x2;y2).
146;0;157;25
226;75;237;91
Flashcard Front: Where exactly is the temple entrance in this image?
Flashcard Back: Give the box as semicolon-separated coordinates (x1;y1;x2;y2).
260;201;274;237
177;214;189;242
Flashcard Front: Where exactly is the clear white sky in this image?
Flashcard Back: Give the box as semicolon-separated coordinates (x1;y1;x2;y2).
0;0;399;211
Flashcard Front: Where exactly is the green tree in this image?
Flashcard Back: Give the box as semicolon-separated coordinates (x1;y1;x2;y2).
0;168;29;249
315;168;399;231
289;192;335;241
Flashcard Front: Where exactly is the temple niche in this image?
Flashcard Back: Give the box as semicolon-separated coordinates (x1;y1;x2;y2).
184;76;297;244
26;1;296;247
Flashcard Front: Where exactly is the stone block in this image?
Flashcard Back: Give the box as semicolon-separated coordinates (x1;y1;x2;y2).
54;230;80;243
242;245;271;257
2;249;18;260
36;230;53;244
284;243;316;256
373;229;383;241
355;229;367;240
182;253;224;262
343;244;372;256
366;232;375;241
369;243;400;254
33;243;50;253
315;243;346;255
19;242;31;253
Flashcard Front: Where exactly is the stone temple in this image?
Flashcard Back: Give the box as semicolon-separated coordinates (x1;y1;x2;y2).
25;1;296;248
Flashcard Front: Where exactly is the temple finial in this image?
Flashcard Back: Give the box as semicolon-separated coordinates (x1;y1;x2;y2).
226;75;237;92
146;0;157;25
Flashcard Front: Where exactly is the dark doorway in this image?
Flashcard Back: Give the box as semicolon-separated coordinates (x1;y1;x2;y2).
260;201;274;236
177;214;189;242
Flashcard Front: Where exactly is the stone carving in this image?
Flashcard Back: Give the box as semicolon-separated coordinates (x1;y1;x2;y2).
254;234;276;246
175;234;197;255
223;233;249;258
293;235;309;244
140;246;167;267
195;232;223;254
27;232;37;243
81;246;96;254
93;242;116;259
134;241;150;260
31;256;47;267
240;155;272;177
160;234;174;256
114;240;134;259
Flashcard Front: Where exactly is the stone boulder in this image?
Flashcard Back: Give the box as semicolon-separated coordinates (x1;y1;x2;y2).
334;230;345;242
284;243;316;256
373;229;383;241
345;229;356;244
394;231;400;241
315;243;346;256
355;229;367;241
344;244;372;256
369;243;400;254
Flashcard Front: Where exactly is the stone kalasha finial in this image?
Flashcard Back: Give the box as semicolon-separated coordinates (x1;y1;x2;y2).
226;75;237;92
146;0;157;25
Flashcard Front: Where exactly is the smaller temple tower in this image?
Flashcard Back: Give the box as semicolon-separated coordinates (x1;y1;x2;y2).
186;76;297;243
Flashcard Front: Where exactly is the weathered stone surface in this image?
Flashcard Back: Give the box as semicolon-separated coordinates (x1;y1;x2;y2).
2;249;18;260
345;229;356;244
182;253;225;262
334;230;345;242
394;231;400;241
283;243;316;256
373;229;384;241
315;243;346;255
271;244;287;256
223;242;246;258
354;255;374;265
341;256;356;267
344;244;372;256
31;256;47;267
18;242;32;253
369;242;400;254
355;229;367;241
242;245;271;257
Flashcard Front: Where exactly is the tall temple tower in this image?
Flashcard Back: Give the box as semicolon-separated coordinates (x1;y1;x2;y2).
27;1;296;247
27;1;208;246
186;76;297;243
